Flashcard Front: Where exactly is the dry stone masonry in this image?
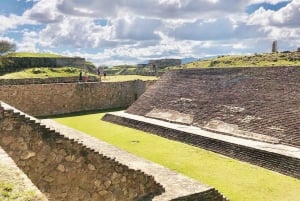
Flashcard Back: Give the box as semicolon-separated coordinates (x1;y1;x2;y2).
127;66;300;148
0;101;227;201
0;102;164;201
0;79;151;116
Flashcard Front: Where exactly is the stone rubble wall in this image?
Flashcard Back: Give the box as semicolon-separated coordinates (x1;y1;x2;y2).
0;80;151;117
0;102;164;201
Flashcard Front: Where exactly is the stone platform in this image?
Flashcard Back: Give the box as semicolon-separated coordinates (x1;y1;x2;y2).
103;111;300;179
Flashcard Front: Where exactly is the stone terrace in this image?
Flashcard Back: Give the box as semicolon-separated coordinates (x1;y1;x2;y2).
126;66;300;148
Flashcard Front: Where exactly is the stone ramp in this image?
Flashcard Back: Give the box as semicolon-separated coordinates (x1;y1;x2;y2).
102;111;300;179
126;67;300;148
41;119;227;201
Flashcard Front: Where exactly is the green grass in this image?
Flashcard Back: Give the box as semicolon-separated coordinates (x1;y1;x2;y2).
0;67;158;81
183;52;300;68
0;164;45;201
53;110;300;201
0;183;38;201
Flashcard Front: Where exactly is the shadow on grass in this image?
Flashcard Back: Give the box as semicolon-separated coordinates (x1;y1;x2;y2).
38;107;126;119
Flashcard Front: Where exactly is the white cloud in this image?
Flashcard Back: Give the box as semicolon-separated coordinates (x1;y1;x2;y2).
0;14;33;32
113;16;162;41
23;0;63;23
1;0;299;65
269;0;300;26
39;17;114;49
17;31;39;52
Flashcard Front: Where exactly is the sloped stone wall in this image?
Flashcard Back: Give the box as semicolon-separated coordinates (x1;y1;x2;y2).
127;66;300;148
0;80;150;116
0;103;164;201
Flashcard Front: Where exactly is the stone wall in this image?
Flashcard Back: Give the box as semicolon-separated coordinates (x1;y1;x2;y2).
127;66;300;148
0;76;98;85
102;113;300;180
0;103;164;201
0;57;85;74
0;80;150;117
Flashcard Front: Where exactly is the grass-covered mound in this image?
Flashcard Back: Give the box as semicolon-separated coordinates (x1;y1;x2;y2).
184;51;300;68
0;67;82;79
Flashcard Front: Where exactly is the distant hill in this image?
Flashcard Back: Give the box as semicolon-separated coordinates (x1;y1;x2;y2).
182;51;300;68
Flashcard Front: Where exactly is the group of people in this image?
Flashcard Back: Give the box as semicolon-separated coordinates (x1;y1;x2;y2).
97;68;107;81
79;70;88;82
79;68;106;82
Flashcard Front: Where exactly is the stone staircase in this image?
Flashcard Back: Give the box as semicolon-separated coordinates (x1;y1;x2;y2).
127;66;300;147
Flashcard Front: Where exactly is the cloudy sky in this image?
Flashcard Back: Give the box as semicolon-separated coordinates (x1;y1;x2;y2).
0;0;299;65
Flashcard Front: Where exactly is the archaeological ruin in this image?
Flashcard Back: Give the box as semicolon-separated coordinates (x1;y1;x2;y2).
0;65;300;200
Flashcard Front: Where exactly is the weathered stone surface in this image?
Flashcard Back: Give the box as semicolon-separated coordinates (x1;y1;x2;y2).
127;66;300;148
88;163;96;171
20;151;36;160
0;93;227;201
56;164;65;172
2;136;14;145
0;80;151;117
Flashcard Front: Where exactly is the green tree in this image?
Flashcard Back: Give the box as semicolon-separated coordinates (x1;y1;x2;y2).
0;40;16;55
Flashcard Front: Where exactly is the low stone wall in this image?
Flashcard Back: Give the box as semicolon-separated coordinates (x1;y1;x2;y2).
102;113;300;180
0;80;150;117
0;103;164;201
0;76;98;85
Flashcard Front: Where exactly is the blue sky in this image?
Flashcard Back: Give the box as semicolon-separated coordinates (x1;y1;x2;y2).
0;0;298;66
246;1;291;13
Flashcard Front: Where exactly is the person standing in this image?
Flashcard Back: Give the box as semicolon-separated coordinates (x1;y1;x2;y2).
97;67;101;81
79;70;83;81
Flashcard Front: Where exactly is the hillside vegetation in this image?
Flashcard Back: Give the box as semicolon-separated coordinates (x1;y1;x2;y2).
0;67;83;78
183;51;300;68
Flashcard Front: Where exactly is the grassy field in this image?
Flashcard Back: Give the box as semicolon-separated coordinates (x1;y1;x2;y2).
0;67;83;79
53;110;300;201
183;52;300;68
0;67;158;81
